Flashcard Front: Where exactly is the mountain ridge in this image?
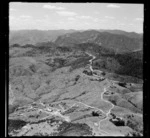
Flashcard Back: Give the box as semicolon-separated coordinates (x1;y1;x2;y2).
54;30;143;53
9;29;143;49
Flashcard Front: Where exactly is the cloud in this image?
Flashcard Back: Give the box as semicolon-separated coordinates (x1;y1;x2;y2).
76;15;92;19
84;22;90;25
118;23;125;26
56;11;77;16
9;16;16;22
107;4;120;8
43;4;65;10
19;15;32;21
135;18;143;21
20;15;32;18
10;8;17;11
93;18;99;22
94;11;100;14
129;23;134;26
68;17;76;21
105;16;115;19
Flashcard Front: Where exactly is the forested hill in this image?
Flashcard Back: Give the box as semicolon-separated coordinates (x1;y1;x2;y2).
55;30;142;53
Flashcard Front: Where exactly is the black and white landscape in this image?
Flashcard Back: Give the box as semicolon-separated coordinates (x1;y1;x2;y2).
8;3;143;136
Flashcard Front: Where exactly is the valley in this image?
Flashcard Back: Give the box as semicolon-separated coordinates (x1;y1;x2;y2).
8;29;143;136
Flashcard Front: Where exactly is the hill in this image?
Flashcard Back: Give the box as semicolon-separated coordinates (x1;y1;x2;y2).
9;29;77;46
9;29;143;53
55;30;143;53
98;29;142;39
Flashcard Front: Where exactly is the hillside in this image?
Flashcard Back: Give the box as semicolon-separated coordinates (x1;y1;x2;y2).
10;42;143;81
71;42;143;80
9;29;143;54
55;30;143;53
98;29;142;39
9;29;77;46
9;30;143;137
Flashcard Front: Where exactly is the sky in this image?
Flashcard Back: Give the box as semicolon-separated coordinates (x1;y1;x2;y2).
9;2;144;33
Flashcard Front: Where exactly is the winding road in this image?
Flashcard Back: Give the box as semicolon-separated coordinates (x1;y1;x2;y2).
86;52;115;135
34;52;118;135
9;50;142;136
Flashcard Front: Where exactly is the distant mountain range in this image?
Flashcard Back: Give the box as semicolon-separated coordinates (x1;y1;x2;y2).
9;29;77;46
97;29;142;38
9;28;143;79
55;30;143;53
9;29;143;53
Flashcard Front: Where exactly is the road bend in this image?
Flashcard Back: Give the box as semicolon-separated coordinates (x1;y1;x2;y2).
86;52;115;135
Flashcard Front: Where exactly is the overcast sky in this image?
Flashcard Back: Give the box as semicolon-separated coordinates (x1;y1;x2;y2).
9;2;144;33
